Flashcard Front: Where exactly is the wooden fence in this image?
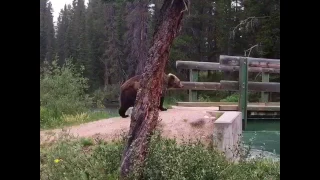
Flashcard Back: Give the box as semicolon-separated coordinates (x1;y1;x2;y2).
171;55;280;130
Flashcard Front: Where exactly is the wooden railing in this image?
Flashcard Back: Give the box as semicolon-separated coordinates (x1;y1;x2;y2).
172;55;280;130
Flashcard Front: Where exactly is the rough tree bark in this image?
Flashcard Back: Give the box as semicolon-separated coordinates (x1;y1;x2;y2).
120;0;188;179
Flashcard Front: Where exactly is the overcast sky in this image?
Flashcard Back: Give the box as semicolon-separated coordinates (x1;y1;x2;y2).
50;0;240;25
51;0;88;24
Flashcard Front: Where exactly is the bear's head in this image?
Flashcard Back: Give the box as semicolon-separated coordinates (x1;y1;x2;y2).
167;73;184;88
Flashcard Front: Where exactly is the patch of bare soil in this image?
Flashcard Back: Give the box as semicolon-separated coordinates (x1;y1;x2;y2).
40;106;220;145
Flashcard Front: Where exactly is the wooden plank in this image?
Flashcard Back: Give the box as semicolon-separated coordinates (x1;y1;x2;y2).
219;105;280;111
220;80;280;92
176;61;280;73
238;57;248;130
176;102;238;107
249;111;280;117
169;81;279;92
249;81;279;92
220;55;280;68
247;117;280;120
261;72;270;102
250;62;280;69
176;102;280;107
189;69;198;102
172;81;221;91
250;111;280;115
249;105;280;111
220;55;280;64
97;102;281;108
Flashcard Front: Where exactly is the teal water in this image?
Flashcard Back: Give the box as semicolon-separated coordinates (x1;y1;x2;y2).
242;119;280;159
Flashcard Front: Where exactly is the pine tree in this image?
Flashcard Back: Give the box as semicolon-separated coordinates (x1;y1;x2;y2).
86;0;108;90
56;5;73;65
40;0;55;65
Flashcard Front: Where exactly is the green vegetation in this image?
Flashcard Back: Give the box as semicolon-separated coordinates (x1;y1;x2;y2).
40;1;280;178
163;95;185;109
40;110;112;129
41;0;280;107
40;60;116;129
40;133;280;180
220;93;240;102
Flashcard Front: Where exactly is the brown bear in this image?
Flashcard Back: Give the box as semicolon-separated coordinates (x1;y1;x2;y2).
118;73;184;118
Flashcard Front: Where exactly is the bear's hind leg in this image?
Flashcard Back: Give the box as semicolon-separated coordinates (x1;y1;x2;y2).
119;91;136;118
159;96;167;111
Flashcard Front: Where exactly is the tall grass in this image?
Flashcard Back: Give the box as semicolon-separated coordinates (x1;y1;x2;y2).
40;133;280;180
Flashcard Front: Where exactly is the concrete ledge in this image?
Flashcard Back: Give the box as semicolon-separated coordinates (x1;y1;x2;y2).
212;111;242;162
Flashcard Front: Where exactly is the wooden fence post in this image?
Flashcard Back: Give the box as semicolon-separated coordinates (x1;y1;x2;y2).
239;58;248;130
189;69;198;102
261;72;270;102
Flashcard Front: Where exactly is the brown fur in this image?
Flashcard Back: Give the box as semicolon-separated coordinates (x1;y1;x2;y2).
118;73;183;118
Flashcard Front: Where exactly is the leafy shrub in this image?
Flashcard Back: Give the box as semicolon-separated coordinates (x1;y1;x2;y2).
40;59;92;128
40;134;280;180
220;93;239;102
40;106;56;124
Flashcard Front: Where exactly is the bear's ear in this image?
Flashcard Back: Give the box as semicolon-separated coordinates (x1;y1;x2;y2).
168;74;175;82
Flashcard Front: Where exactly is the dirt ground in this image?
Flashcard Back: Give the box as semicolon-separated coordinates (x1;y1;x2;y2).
40;106;220;145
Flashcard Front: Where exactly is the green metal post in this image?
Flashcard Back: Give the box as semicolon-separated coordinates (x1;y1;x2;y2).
261;72;270;103
189;69;198;102
238;58;248;130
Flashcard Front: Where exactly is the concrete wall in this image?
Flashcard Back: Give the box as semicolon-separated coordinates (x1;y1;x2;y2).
212;111;242;162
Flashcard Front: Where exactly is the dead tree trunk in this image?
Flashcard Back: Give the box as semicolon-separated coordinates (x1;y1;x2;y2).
120;0;188;179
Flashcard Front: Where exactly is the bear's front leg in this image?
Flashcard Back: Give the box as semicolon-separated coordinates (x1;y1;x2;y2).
119;106;129;118
159;96;167;111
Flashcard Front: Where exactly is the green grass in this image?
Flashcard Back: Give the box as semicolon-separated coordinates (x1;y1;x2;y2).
40;111;117;130
40;133;280;180
79;137;94;147
87;111;117;121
